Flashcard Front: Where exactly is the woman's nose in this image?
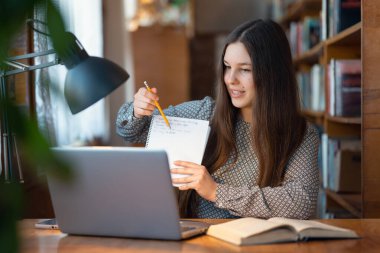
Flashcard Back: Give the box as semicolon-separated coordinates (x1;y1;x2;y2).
226;70;238;85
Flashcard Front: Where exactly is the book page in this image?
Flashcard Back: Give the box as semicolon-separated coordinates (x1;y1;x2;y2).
207;218;293;238
206;217;297;245
146;116;210;186
268;217;353;233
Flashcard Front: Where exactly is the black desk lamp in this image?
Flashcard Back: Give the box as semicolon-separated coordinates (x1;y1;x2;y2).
0;31;129;182
3;31;129;114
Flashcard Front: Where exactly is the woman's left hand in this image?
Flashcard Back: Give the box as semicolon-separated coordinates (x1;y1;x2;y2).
171;161;217;202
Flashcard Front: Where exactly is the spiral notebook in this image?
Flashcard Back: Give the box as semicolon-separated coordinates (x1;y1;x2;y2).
146;115;210;186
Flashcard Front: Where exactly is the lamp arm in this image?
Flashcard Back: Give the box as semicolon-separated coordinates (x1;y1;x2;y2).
0;49;60;182
1;49;60;77
7;49;55;61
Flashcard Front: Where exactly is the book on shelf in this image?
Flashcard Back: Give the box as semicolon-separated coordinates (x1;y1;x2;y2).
335;59;361;117
302;17;321;53
317;188;343;219
333;0;361;35
327;0;361;38
289;17;320;58
321;0;329;40
334;149;361;192
327;59;361;117
310;64;325;112
289;21;300;57
321;133;329;189
297;64;324;112
206;217;359;246
321;135;361;193
326;60;334;116
297;70;310;110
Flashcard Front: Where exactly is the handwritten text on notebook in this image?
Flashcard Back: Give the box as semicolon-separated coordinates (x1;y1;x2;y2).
146;116;210;186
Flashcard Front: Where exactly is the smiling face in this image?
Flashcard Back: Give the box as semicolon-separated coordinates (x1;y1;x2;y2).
223;42;255;122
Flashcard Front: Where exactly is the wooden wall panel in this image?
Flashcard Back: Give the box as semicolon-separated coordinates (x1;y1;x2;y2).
362;1;380;218
363;89;380;114
189;35;216;100
131;26;189;109
8;26;31;108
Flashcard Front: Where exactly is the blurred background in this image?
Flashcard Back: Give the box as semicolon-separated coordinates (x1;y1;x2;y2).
8;0;272;149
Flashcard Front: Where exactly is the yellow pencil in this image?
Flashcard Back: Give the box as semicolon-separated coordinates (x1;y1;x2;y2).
144;81;171;129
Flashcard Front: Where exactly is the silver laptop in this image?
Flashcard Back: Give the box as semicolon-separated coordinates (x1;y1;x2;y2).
46;146;209;240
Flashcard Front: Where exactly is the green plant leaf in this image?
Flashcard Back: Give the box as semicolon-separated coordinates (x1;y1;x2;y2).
1;1;72;253
46;0;70;59
0;0;35;63
0;183;23;253
1;98;73;181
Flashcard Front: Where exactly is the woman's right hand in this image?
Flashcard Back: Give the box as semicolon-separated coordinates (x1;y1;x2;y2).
133;87;159;118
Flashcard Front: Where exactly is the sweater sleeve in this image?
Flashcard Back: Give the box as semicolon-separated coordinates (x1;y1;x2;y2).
115;96;214;143
214;125;320;219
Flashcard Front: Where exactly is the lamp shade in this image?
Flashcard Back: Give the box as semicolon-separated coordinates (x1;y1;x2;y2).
59;32;129;114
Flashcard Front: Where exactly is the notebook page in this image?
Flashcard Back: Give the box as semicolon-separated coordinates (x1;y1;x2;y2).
146;115;210;186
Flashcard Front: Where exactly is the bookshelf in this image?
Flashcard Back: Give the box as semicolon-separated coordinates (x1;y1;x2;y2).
324;22;361;47
323;21;361;139
279;0;322;26
277;0;373;218
302;109;324;126
293;42;323;67
325;189;361;218
324;115;361;138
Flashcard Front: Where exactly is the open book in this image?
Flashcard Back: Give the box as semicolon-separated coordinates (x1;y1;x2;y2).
146;115;210;186
206;217;359;245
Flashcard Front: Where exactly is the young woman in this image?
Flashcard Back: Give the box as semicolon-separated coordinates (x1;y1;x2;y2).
116;19;320;219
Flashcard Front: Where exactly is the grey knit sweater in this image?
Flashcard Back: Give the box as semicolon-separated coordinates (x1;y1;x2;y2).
116;97;320;219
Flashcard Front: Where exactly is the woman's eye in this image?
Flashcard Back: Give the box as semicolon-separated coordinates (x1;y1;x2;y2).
241;68;251;72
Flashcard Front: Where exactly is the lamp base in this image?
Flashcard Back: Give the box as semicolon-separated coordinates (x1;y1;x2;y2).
1;133;23;183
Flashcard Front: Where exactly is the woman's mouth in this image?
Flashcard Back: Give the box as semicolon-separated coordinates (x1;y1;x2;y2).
229;89;245;98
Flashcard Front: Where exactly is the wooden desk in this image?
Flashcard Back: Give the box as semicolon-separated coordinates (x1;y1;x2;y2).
20;219;380;253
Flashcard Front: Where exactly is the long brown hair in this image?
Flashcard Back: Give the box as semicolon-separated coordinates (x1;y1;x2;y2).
179;19;306;217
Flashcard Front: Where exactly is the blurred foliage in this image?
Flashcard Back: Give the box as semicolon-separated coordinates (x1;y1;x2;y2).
0;0;34;63
0;183;23;253
1;0;73;252
0;0;70;63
